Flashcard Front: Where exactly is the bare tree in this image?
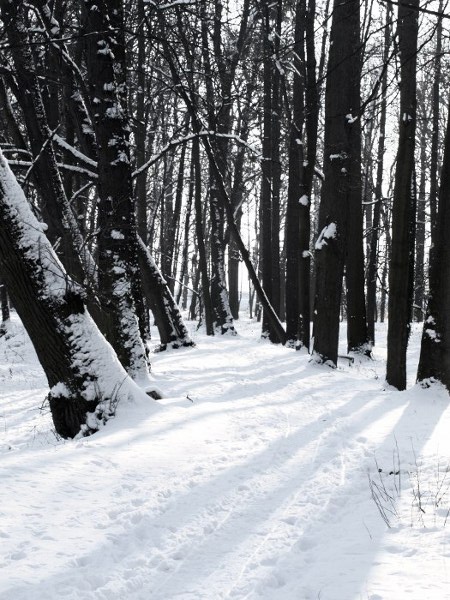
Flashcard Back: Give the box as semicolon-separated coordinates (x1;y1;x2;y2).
386;0;419;390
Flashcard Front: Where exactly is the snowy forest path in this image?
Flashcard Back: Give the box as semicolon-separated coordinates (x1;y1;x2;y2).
1;318;449;600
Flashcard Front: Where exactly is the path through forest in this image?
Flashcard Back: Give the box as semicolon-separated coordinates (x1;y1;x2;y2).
1;316;449;599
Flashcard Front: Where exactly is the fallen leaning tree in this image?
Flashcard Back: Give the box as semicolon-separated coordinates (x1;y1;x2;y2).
0;151;161;439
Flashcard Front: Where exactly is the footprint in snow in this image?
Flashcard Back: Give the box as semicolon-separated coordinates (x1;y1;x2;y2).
385;544;416;556
131;498;145;507
280;515;297;526
203;521;217;534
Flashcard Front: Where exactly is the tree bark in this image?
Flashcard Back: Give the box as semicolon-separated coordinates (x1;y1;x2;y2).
193;138;214;336
417;106;450;389
428;0;443;249
414;116;426;322
312;0;364;365
386;0;418;390
285;0;307;347
0;278;9;329
367;6;390;345
260;3;274;340
137;237;193;349
82;0;151;384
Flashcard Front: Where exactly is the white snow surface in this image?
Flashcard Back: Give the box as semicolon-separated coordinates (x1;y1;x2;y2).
1;315;450;599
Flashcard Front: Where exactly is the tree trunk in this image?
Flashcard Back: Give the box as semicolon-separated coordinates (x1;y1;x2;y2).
0;278;9;330
228;77;255;320
0;0;94;288
386;0;418;390
0;152;160;438
344;1;369;355
367;6;390;345
193;138;214;336
417;106;450;388
260;2;275;340
82;0;151;385
270;0;282;319
199;1;236;335
285;0;307;347
135;0;149;245
312;0;363;365
176;155;194;307
428;0;443;249
157;9;286;344
414;118;426;322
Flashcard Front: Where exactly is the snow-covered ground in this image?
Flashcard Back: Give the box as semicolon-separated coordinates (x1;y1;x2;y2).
1;313;450;600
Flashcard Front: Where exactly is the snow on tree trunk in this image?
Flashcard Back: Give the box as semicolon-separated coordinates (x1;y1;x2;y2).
417;104;450;389
82;0;151;386
0;152;161;438
312;0;365;365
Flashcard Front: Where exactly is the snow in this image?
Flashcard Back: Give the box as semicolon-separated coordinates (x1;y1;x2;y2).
315;222;337;250
299;194;309;206
330;152;348;161
1;315;450;599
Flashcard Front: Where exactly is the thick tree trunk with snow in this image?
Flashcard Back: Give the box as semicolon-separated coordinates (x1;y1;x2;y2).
0;153;158;438
285;0;318;350
312;0;363;365
82;0;150;384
